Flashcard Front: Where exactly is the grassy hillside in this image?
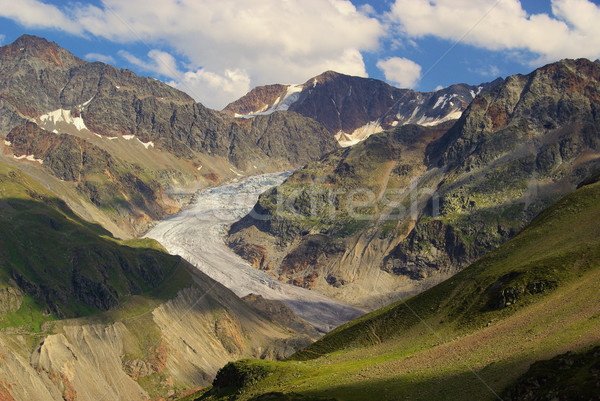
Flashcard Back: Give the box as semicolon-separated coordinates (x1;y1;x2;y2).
198;174;600;400
0;161;182;330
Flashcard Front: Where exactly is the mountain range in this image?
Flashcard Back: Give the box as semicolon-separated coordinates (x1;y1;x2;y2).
0;35;338;236
0;35;492;238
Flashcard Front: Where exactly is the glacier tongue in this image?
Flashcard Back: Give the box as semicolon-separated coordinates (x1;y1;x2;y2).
145;171;364;333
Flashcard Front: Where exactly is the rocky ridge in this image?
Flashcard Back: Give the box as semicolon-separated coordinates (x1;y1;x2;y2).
224;70;502;146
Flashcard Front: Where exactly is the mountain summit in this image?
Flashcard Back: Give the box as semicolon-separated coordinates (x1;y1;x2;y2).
224;70;502;146
0;34;84;69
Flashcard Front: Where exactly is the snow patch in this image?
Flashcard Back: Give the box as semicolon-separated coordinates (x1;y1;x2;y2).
3;140;11;146
81;96;95;108
122;135;135;140
137;138;154;149
409;106;421;120
14;154;43;164
230;168;243;177
433;94;457;109
470;90;476;98
39;109;88;132
107;136;118;140
335;121;383;147
197;166;203;171
420;109;463;126
94;133;102;138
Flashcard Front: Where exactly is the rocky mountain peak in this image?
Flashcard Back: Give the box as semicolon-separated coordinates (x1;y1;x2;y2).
0;34;84;69
309;70;345;85
222;83;289;115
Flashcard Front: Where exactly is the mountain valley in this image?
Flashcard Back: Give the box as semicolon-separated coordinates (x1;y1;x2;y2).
0;32;598;401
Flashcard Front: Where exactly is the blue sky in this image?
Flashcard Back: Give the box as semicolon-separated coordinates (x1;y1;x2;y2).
0;0;599;109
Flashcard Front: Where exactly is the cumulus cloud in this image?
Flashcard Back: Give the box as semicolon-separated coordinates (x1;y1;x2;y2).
376;57;422;88
388;0;600;64
117;48;252;106
0;0;82;34
118;49;180;79
0;0;382;109
85;52;116;64
171;69;252;109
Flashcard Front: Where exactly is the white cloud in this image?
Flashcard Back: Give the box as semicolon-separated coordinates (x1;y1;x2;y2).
118;49;180;80
376;57;422;88
85;53;115;64
468;64;501;78
0;0;382;109
388;0;600;64
117;48;252;106
0;0;82;34
171;69;252;109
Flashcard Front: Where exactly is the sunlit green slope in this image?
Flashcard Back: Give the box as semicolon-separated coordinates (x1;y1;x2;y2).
197;173;600;401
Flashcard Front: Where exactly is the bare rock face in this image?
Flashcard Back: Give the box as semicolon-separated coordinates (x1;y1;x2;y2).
228;59;600;310
0;286;22;314
7;122;179;234
223;84;289;116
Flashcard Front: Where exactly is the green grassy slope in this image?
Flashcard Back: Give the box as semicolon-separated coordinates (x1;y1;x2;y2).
0;161;181;330
198;174;600;400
